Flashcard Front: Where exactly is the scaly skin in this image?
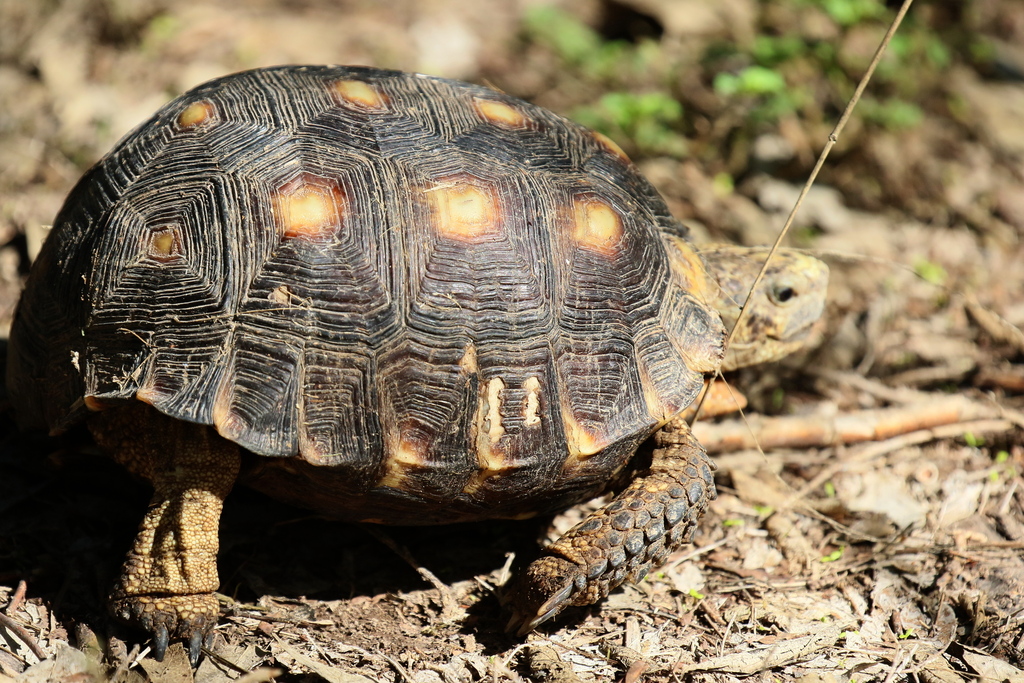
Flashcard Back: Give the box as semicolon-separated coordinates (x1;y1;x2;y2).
506;426;715;635
88;404;240;665
505;247;828;632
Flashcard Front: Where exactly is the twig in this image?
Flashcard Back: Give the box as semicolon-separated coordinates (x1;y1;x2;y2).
966;294;1024;353
881;642;918;683
782;417;1012;506
361;525;459;620
664;537;731;569
692;0;917;424
201;646;252;674
225;611;334;627
687;396;1016;454
0;612;47;661
675;625;844;675
7;581;27;614
613;606;693;626
815;369;930;404
501;643;532;676
110;643;141;683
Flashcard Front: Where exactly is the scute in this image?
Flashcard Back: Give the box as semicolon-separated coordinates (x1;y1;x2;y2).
7;66;725;522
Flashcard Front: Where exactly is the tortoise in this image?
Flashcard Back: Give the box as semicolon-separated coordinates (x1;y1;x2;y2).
7;65;828;662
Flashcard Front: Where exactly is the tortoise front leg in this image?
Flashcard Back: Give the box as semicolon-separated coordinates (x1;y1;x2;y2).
88;404;240;664
506;425;716;635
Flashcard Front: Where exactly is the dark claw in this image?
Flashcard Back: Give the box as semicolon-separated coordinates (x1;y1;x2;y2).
505;556;584;636
152;625;169;662
506;578;575;636
188;630;203;667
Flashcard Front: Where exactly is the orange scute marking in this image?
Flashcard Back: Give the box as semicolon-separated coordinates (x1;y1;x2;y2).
332;79;388;111
394;436;426;466
84;396;110;412
146;226;182;262
427;178;501;243
274;178;345;240
135;385;164;406
473;98;526;127
562;413;607;460
572;196;623;256
464;376;510;495
593;131;630;162
212;382;243;442
573;427;605;458
557;413;610;479
638;369;675;426
664;235;714;302
379;430;428;488
177;101;215;128
459;343;478;374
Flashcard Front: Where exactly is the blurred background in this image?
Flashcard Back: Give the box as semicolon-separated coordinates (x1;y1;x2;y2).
2;0;1024;679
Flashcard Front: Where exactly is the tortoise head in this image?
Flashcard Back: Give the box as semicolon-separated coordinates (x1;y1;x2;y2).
699;246;829;372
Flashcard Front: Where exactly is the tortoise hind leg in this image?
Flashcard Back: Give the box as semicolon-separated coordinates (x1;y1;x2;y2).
505;425;715;635
88;403;240;664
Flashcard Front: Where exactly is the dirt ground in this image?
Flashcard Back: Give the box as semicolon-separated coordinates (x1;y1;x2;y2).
1;0;1023;681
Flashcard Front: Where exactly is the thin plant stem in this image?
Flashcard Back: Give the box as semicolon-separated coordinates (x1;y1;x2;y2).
691;0;916;424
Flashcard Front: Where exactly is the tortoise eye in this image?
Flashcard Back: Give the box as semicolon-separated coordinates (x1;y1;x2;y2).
770;284;796;305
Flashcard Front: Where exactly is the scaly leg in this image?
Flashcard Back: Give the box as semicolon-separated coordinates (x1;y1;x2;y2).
506;425;716;635
88;404;240;664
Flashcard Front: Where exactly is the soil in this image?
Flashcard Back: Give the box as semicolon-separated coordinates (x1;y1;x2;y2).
1;1;1023;681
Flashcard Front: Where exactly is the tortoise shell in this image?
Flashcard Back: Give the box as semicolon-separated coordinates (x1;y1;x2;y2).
8;65;724;523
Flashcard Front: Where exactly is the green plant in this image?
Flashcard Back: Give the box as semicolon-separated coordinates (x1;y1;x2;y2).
572;91;687;157
913;258;948;286
821;546;845;562
816;0;886;27
713;61;805;122
522;6;687;156
859;97;923;130
713;65;788;97
521;5;661;82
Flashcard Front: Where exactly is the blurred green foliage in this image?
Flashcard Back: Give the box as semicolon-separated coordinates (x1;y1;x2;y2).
816;0;887;26
713;66;788;97
522;5;664;83
913;258;948;286
572;92;687;157
859;97;923;130
522;5;687;157
520;0;977;162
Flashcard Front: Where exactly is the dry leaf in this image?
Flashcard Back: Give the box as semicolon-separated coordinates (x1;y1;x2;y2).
274;642;376;683
678;625;842;674
958;645;1024;682
16;646;97;683
139;644;194;683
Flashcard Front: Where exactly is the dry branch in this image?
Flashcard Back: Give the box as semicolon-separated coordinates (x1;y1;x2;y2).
690;395;1018;453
